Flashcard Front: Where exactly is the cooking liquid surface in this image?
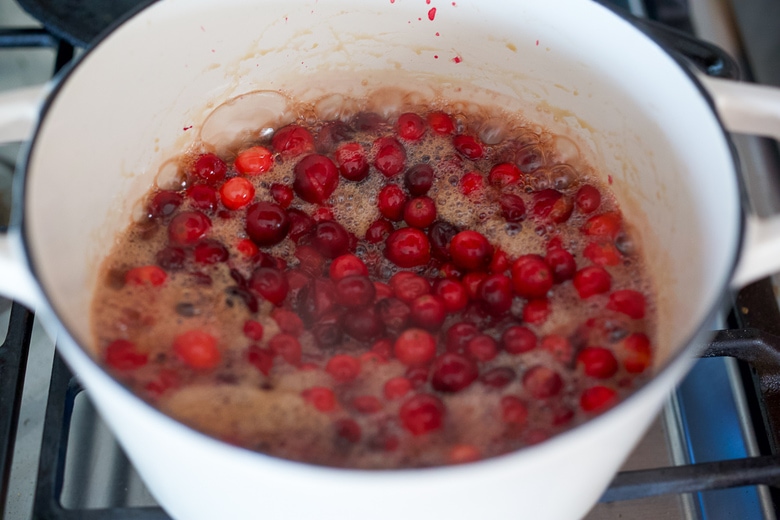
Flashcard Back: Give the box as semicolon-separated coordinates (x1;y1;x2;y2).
90;93;655;469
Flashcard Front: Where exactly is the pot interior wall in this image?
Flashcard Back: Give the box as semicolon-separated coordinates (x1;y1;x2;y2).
25;0;740;370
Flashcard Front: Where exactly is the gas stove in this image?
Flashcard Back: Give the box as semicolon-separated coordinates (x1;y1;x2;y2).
1;1;780;519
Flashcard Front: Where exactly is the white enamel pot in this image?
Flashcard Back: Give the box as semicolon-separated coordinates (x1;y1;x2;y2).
2;0;780;519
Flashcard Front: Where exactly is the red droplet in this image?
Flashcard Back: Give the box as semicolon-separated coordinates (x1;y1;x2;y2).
428;7;436;20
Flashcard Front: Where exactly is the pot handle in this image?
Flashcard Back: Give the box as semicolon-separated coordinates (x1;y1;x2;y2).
0;84;49;309
697;75;780;288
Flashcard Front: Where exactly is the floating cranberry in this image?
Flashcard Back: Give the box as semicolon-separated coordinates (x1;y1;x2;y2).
575;184;601;213
532;189;573;223
523;298;550;325
189;153;227;186
489;163;522;187
234;145;274;175
353;395;383;414
623;333;652;373
286;208;315;243
477;274;513;316
573;266;612;299
309;311;342;349
312;220;351;258
427;111;455;135
272;124;315;157
245;202;290;247
365;219;394;244
335;275;376;308
489;248;510;274
343;307;384;341
173;329;220;370
271;308;304;336
293;154;339;205
246;345;274;376
373;281;394;302
326;354;361;383
243;319;264;341
500;395;529;425
377;184;407;222
297;278;337;322
502;326;537;354
397;112;427;141
545;247;576;283
334;142;369;181
428;220;459;261
250;267;289;306
607;289;646;319
168;211;212;245
405;164;434;196
466;334;499;362
511;255;553;298
445;322;479;354
148;191;183;219
268;333;302;366
580;386;617;413
384;377;413;400
499;194;527;223
584;241;621;267
377;297;411;333
410;295;446;330
541;334;574;364
431;353;478;393
449;444;481;464
105;339;148;370
187;184;218;213
329;254;369;280
577;346;618;379
406;365;431;388
522;365;563;399
156;246;187;271
480;366;516;389
453;134;485;159
582;212;621;239
235;239;259;260
125;265;167;287
433;278;468;313
374;136;406;177
449;230;493;271
388;272;429;302
352;112;385;131
270;183;294;208
385;228;431;268
404;196;437;229
394;328;437;366
462;272;488;300
295;245;326;278
399;393;445;435
459;171;484;196
302;387;336;412
440;263;464;279
315;121;354;153
192;239;228;265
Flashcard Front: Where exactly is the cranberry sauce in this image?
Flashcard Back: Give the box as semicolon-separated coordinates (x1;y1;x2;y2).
91;100;655;469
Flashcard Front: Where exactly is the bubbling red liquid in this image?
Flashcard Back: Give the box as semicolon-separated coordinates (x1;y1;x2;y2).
91;99;655;469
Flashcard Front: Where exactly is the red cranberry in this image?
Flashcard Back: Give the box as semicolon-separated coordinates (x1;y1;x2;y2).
156;246;187;271
433;278;469;312
462;272;488;300
410;295;446;330
168;211;211;245
511;255;553;298
575;184;601;213
522;366;563;399
427;111;455;134
312;206;333;222
459;171;484;196
334;142;369;181
250;267;289;306
374;136;406;177
489;248;510;274
377;184;407;222
326;354;361;383
312;220;350;258
311;312;344;348
623;333;652;373
105;339;148;370
293;154;339;205
480;366;516;389
329;254;369;280
431;353;478;393
405;365;430;388
352;112;385;131
246;345;274;376
315;121;353;153
440;263;464;279
545;247;576;282
297;278;337;322
377;297;412;333
449;231;493;271
428;221;459;261
219;177;255;210
577;346;618;379
580;386;617;413
489;163;522;187
187;184;218;213
397;112;427;141
384;377;413;400
193;239;229;265
607;289;646;319
445;322;479;354
125;265;167;287
245;202;290;247
522;298;550;325
148;191;183;219
173;329;220;370
582;212;622;239
271;308;304;336
286;208;315;243
343;307;384;341
389;272;430;302
270;183;294;208
453;134;485;159
477;274;513;316
268;333;302;366
399;393;445;435
385;228;431;268
295;245;326;277
466;334;499;362
404;196;437;229
301;387;336;412
234;145;274;175
394;328;437;366
335;275;376;308
271;124;315;156
404;164;434;196
352;395;383;414
189;153;227;186
584;241;621;267
573;266;612;298
541;334;574;364
499;194;527;223
502;326;537;354
373;281;394;301
532;189;573;223
500;396;529;425
365;219;394;243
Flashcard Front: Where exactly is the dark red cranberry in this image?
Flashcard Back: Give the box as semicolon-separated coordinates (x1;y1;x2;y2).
315;121;354;153
449;231;493;271
462;272;488;300
404;164;434;196
545;247;576;283
399;394;444;435
532;189;573;223
352;395;383;415
311;312;343;349
428;220;458;261
523;365;563;399
365;219;394;244
394;328;437;366
329;254;369;280
427;111;455;135
286;208;315;243
405;365;430;388
396;112;427;141
245;202;290;247
335;418;362;443
296;278;337;322
511;255;553;298
193;239;229;265
377;184;407;222
271;124;315;157
384;228;431;268
335;275;376;308
293;154;339;205
404;196;437;229
452;134;485;159
573;266;612;298
480;366;516;389
575;184;601;213
156;246;187;271
376;297;412;334
499;194;526;223
187;184;219;213
431;353;478;393
250;267;289;306
389;272;430;303
334;142;369;181
295;245;326;277
352;112;385;131
312;220;350;258
410;295;446;330
433;278;469;312
270;183;294;208
477;274;513;316
502;326;537;354
148;191;183;219
189;153;227;186
374;136;406;177
168;211;211;245
466;334;499;362
488;163;522;187
343;307;384;341
445;322;480;353
489;248;510;274
500;396;528;425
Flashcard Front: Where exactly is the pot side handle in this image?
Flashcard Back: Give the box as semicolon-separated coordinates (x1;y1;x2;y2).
698;76;780;288
0;84;48;309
